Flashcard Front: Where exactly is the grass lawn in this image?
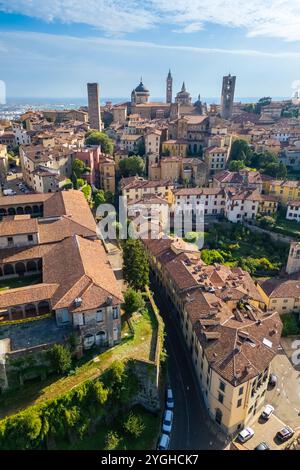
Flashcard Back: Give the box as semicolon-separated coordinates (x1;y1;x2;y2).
0;301;158;420
281;313;300;337
56;405;160;450
273;215;300;239
0;274;42;291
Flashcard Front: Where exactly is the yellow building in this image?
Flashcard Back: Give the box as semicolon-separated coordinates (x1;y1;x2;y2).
268;180;300;204
162;139;188;157
99;157;116;194
258;194;278;215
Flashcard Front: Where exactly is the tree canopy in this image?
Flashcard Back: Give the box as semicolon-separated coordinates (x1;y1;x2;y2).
123;288;145;318
85;131;114;155
119;156;145;177
122;239;149;290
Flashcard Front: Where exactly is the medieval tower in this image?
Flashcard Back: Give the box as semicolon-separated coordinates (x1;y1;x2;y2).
220;74;236;120
286;241;300;275
87;82;102;131
166;70;173;104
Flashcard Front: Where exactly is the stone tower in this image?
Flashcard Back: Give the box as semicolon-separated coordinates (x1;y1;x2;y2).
286;241;300;275
220;74;236;120
166;69;173;104
87;82;102;131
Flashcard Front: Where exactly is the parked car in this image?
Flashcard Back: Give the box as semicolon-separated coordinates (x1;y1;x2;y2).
238;427;254;443
157;433;170;450
162;409;173;434
268;374;277;387
7;171;13;176
166;387;174;409
255;442;270;450
261;404;274;420
3;189;16;196
276;426;294;442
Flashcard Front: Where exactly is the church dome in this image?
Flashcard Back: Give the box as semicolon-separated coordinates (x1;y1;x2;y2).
135;79;149;93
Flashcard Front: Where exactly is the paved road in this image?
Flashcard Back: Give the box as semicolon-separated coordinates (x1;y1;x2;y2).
151;278;226;450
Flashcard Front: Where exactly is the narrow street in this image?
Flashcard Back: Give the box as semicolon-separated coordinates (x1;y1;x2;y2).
151;278;226;450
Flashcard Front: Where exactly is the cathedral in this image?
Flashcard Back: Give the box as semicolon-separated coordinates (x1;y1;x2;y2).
126;73;206;119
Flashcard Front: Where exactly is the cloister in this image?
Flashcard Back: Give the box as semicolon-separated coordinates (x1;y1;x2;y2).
0;204;43;219
0;299;51;322
0;258;42;278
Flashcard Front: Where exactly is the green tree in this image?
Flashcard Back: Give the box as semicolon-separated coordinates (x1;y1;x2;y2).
123;411;145;439
123;288;145;318
201;249;225;265
119;156;145;177
122;239;149;290
250;151;277;169
105;431;120;450
94;189;106;208
228;160;245;171
72;159;88;178
85;131;114;154
48;344;72;375
229;139;253;163
263;162;287;179
82;184;92;202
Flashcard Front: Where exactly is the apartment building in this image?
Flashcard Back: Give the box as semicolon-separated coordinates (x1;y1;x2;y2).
205;146;230;174
19;144;75;192
145;130;162;156
120;176;174;205
162;139;188;157
143;237;281;435
286;201;300;222
268;179;300;204
174;187;225;216
120;134;143;152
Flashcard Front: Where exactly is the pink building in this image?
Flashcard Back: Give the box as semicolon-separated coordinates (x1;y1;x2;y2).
73;146;101;186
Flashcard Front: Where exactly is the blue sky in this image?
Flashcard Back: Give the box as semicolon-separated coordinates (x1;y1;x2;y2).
1;1;300;100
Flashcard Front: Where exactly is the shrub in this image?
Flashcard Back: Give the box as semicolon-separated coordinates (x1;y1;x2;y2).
123;411;145;439
105;431;120;450
48;344;72;375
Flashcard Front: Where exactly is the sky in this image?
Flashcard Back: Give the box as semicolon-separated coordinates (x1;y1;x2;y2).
1;1;300;100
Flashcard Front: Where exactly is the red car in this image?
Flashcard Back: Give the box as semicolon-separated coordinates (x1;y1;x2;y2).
276;426;294;442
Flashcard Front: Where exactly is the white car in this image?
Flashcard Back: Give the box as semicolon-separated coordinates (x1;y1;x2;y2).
157;433;170;450
166;387;174;409
238;427;254;443
162;409;173;434
261;404;274;420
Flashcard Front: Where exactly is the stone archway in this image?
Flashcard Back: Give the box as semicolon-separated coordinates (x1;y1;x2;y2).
25;303;37;317
8;207;16;216
16;207;24;215
10;306;23;320
37;300;50;315
24;206;32;215
95;331;107;346
15;262;26;275
27;260;37;273
3;264;14;276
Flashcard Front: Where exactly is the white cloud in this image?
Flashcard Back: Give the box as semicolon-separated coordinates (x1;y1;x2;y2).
1;0;300;41
1;30;300;59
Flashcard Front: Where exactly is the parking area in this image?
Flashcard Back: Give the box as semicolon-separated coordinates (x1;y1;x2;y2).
3;170;33;195
237;414;295;450
266;338;300;429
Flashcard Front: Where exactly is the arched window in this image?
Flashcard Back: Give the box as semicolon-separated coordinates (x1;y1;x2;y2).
3;264;14;276
16;206;24;215
95;331;107;346
8;207;16;216
83;334;95;349
24;206;32;214
25;303;37;317
0;208;7;217
27;260;37;272
10;306;23;320
37;300;50;315
15;262;26;275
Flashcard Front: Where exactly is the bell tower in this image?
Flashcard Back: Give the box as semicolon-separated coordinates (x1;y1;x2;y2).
220;74;236;120
286;241;300;275
166;69;173;104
